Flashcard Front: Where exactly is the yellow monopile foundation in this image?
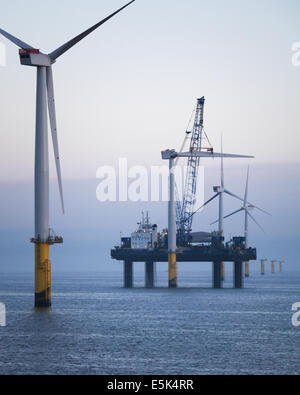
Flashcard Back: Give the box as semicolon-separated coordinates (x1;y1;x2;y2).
35;243;51;308
168;252;177;288
272;261;276;274
221;262;225;281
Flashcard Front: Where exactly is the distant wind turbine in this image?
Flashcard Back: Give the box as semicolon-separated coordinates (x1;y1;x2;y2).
0;0;136;307
192;138;254;281
212;166;271;276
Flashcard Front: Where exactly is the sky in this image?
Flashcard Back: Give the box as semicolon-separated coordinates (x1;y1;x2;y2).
0;0;299;273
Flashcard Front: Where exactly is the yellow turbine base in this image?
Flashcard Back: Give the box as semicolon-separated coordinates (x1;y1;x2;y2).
245;261;250;277
272;262;275;274
168;252;177;288
35;243;51;308
261;262;265;275
221;262;225;281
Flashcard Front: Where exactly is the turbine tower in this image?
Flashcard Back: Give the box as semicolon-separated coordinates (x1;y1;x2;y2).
221;166;271;277
162;149;254;288
0;0;135;307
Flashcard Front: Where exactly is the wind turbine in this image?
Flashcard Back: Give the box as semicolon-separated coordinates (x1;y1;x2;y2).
193;139;231;238
0;0;135;307
217;166;271;277
161;149;254;288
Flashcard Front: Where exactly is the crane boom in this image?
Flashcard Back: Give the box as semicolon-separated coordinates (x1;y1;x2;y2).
178;97;206;239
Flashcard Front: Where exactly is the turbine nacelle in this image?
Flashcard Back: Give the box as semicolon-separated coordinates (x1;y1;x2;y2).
19;49;53;67
0;1;136;216
213;186;224;193
1;0;136;308
219;167;271;236
162;149;177;160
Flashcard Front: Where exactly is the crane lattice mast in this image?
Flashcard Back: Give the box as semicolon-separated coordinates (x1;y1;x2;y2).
178;97;207;239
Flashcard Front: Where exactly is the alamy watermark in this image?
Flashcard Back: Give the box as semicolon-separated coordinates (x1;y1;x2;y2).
96;158;205;209
292;42;300;67
0;303;6;327
0;42;6;67
292;303;300;327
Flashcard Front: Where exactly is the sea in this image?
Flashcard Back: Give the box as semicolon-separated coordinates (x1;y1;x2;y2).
0;265;299;375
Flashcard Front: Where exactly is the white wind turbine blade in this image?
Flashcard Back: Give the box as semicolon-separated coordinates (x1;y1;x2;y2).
46;66;65;214
224;189;245;203
49;0;135;61
191;193;220;219
200;193;220;210
246;209;266;234
248;204;271;216
175;134;189;166
210;208;244;226
244;166;250;205
0;28;34;49
223;208;244;221
255;206;271;216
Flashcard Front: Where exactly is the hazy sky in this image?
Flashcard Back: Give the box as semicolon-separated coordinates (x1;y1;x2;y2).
0;1;299;273
0;163;299;272
0;0;299;181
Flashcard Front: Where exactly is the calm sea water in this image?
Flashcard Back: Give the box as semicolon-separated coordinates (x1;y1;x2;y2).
0;267;299;375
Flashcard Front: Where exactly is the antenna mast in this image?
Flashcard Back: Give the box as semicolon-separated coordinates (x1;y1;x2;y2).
178;97;208;241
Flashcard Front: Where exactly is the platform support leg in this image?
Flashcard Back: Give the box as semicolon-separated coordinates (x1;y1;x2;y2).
261;260;265;275
145;261;154;288
168;253;177;288
124;261;133;289
213;261;223;289
234;261;244;289
245;261;250;278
